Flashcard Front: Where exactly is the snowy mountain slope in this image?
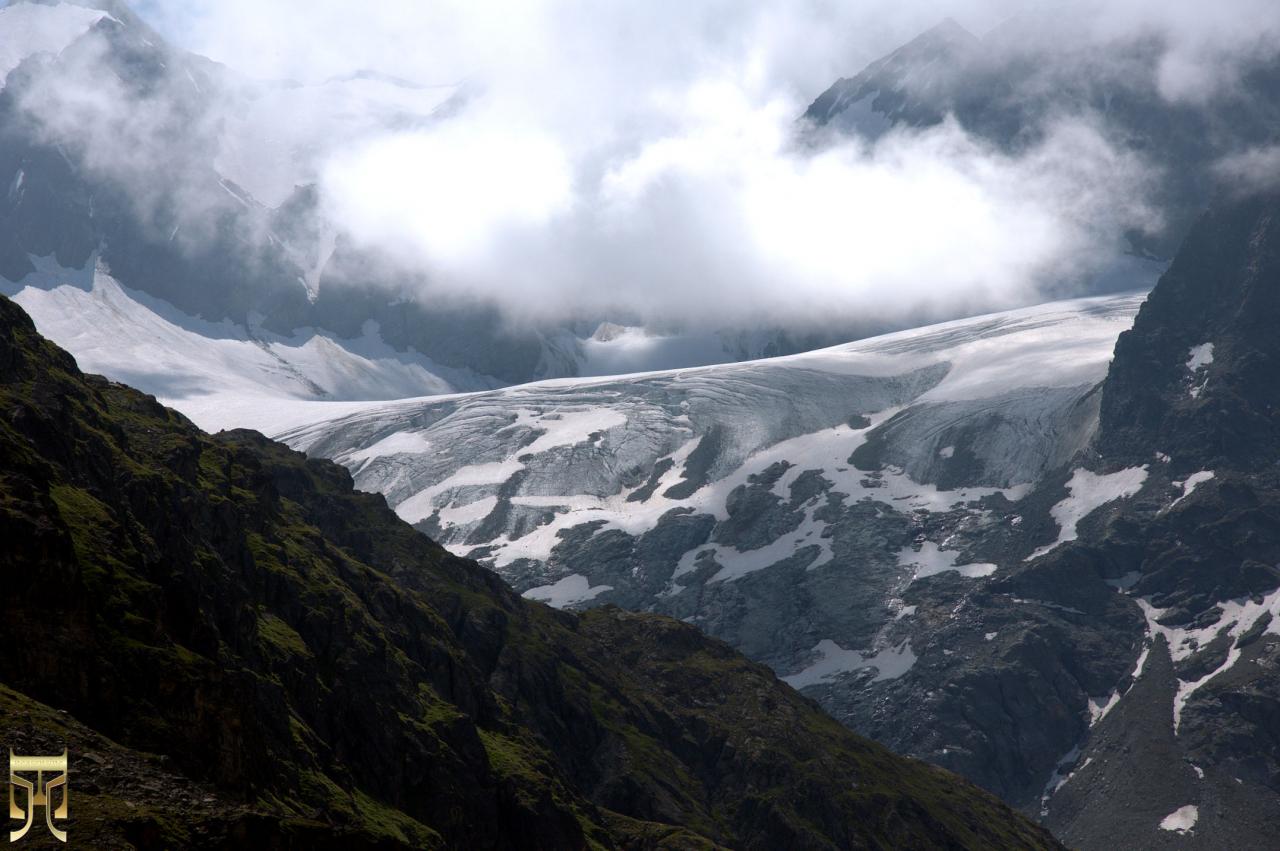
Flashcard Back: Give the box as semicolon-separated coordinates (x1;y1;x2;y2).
1031;190;1280;851
0;254;504;429
803;19;979;139
281;290;1143;560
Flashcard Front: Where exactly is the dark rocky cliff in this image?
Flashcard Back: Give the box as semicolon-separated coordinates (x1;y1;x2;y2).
1100;191;1280;469
1031;191;1280;848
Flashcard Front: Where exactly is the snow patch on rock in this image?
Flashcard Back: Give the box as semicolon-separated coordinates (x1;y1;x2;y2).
1186;343;1214;371
1029;466;1149;559
1159;805;1198;834
783;639;917;689
1187;343;1214;398
1088;692;1122;726
1169;470;1214;510
898;541;997;580
1136;588;1280;732
522;574;613;608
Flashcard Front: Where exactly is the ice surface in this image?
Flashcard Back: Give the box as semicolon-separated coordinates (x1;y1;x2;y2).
346;431;433;466
515;408;629;456
281;294;1140;586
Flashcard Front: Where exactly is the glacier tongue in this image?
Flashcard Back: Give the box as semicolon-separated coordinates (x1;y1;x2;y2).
279;292;1142;576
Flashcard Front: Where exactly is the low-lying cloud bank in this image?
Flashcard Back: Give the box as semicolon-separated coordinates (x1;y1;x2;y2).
322;104;1157;325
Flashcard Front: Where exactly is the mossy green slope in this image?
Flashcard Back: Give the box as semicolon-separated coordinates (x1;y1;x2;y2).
0;294;1060;849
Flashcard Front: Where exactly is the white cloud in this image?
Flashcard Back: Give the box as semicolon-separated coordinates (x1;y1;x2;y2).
1082;0;1280;103
315;72;1156;325
14;0;1278;328
11;24;241;245
324;119;576;275
1214;145;1280;195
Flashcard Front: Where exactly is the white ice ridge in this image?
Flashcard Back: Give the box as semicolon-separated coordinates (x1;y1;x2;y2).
782;638;917;689
1;256;501;433
1136;588;1280;732
1159;805;1199;834
1028;466;1149;560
